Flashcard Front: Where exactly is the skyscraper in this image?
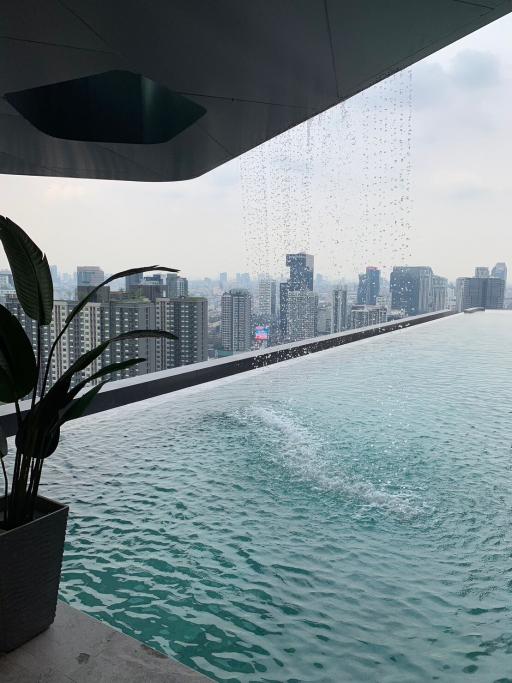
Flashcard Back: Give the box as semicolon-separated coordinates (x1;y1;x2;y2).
166;273;189;297
332;288;348;333
357;267;380;305
221;289;252;352
286;290;318;341
236;273;251;289
431;275;448;311
285;253;314;291
77;265;106;302
155;297;208;368
475;267;490;278
138;274;165;302
316;302;331;335
491;262;507;287
350;305;387;329
126;272;143;294
107;300;157;377
279;281;289;338
257;278;277;318
390;267;433;316
456;277;505;311
5;295;106;392
77;266;104;287
280;253;314;339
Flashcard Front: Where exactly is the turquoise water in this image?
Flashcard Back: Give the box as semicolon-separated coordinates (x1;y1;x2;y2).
45;312;512;682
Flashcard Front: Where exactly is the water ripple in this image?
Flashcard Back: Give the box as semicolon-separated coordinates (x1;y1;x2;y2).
35;312;512;682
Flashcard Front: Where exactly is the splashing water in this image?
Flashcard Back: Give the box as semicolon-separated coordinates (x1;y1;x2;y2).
240;69;413;280
232;404;423;518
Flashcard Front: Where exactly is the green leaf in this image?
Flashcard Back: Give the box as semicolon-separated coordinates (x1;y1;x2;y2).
50;328;175;394
0;216;53;324
66;265;179;324
59;381;107;425
0;304;38;402
0;366;16;405
37;330;175;428
69;358;145;399
0;424;7;458
16;376;71;459
113;329;178;343
45;425;60;457
17;329;176;459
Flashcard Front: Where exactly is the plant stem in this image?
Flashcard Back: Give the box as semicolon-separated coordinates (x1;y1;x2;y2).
14;398;22;430
41;324;67;397
1;456;8;527
32;324;41;408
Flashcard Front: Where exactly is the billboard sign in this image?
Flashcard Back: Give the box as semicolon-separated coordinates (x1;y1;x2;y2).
255;325;270;341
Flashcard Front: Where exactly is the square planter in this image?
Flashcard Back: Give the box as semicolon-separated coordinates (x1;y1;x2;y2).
0;495;68;653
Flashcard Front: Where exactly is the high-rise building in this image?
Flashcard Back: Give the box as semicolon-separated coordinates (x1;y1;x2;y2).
279;281;289;338
5;286;205;393
219;272;228;289
286;290;318;341
357;267;380;305
285;253;314;291
166;273;189;297
107;300;157;377
138;274;165;302
126;272;143;294
221;289;252;352
316;303;331;336
350;305;387;329
431;275;448;311
257;278;277;318
0;269;14;304
280;253;314;339
77;266;106;302
332;288;348;333
5;295;105;393
390;266;433;316
446;283;457;311
155;297;208;368
491;262;507;287
77;266;104;288
235;273;251;289
456;277;505;311
475;267;490;278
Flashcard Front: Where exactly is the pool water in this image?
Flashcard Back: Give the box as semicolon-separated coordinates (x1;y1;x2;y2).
45;312;512;682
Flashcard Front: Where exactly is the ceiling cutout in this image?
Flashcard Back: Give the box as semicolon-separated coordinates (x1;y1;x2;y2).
4;70;206;145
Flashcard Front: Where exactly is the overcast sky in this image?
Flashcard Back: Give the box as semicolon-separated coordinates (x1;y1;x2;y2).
1;13;511;282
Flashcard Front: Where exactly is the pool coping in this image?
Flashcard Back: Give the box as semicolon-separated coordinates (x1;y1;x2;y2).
0;601;213;682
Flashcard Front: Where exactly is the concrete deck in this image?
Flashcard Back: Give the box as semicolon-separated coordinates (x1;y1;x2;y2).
0;601;212;682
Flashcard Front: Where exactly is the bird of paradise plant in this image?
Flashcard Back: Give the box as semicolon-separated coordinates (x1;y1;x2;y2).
0;216;177;529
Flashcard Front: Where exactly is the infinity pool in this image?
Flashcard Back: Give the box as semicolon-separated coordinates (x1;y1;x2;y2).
46;311;512;682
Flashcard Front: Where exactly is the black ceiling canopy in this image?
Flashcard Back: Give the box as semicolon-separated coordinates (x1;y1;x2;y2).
5;70;207;144
1;0;512;182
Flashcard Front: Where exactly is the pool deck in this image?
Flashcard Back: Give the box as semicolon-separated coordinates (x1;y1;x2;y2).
0;601;212;682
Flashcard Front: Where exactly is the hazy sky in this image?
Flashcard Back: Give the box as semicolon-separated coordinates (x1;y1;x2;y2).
1;13;511;282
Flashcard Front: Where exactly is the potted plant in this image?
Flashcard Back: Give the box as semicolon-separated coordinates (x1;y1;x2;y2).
0;215;177;652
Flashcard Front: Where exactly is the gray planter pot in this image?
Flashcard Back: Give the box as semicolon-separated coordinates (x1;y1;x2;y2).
0;496;68;653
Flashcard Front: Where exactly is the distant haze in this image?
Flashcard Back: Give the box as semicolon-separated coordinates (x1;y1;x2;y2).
1;14;511;282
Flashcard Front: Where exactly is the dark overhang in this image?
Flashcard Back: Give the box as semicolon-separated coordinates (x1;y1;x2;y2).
1;0;511;182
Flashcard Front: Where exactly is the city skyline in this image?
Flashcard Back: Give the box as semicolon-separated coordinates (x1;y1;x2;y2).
2;250;508;397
